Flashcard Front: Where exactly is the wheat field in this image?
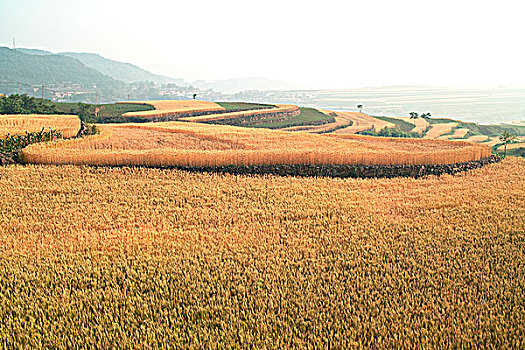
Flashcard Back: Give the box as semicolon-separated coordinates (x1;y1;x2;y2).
0;114;81;138
119;100;226;119
21;121;491;167
438;128;470;140
424;122;459;139
281;110;350;133
329;112;396;134
179;104;299;123
497;137;525;151
467;135;489;142
387;116;430;134
0;158;523;348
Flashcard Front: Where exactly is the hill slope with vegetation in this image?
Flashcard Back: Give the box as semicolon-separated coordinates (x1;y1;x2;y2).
60;52;183;85
0;47;123;94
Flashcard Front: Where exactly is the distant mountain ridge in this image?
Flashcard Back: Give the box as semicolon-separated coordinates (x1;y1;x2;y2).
0;47;122;93
192;77;298;94
2;47;184;85
60;52;184;85
4;47;299;94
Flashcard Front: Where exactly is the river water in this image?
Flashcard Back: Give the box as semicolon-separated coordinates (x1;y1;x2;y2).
303;86;525;124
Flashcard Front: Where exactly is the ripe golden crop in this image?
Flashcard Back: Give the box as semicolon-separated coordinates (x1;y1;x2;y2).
21;121;491;167
119;100;226;119
424;122;459;139
0;114;81;138
498;140;525;150
329;112;396;134
0;158;523;347
438;128;470;140
387;116;430;134
179;104;299;123
282;112;350;133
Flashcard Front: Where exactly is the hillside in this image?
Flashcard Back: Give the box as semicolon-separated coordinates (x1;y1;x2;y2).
0;47;123;94
61;52;184;85
0;47;189;99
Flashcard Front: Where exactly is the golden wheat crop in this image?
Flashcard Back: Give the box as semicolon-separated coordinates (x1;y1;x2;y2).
467;134;489;142
387;116;430;134
484;137;504;147
497;139;525;150
119;100;226;119
21;121;491;167
329;112;396;134
424;122;459;139
178;104;299;123
438;128;470;140
281;110;351;133
0;158;523;348
0;114;81;138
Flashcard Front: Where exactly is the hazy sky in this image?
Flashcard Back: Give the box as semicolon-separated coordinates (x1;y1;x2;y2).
1;0;524;89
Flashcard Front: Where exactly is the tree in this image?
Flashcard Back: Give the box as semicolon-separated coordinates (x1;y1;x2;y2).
357;104;363;113
499;131;517;158
0;94;58;114
409;112;419;119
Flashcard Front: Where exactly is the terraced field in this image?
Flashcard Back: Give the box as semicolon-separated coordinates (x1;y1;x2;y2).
328;112;396;134
22;121;490;167
179;104;299;123
120;100;226;119
497;137;525;151
1;100;523;348
0;114;81;138
424;122;459;139
439;128;470;140
387;116;430;134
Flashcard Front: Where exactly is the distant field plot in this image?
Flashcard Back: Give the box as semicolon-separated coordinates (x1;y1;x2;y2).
281;113;350;133
216;102;275;111
387;116;430;134
330;112;396;134
95;103;154;120
497;137;525;151
0;114;81;138
179;104;300;125
439;128;470;140
467;135;489;142
484;137;504;148
120;100;226;119
424;122;459;139
22;121;491;167
498;142;525;151
230;107;334;129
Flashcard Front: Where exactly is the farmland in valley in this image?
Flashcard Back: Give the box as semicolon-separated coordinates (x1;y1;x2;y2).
0;158;523;348
0;97;523;348
45;98;525;157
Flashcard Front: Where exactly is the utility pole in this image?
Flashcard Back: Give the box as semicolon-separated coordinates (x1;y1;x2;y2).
13;38;15;50
127;94;130;101
17;82;19;94
95;93;98;104
42;84;44;99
